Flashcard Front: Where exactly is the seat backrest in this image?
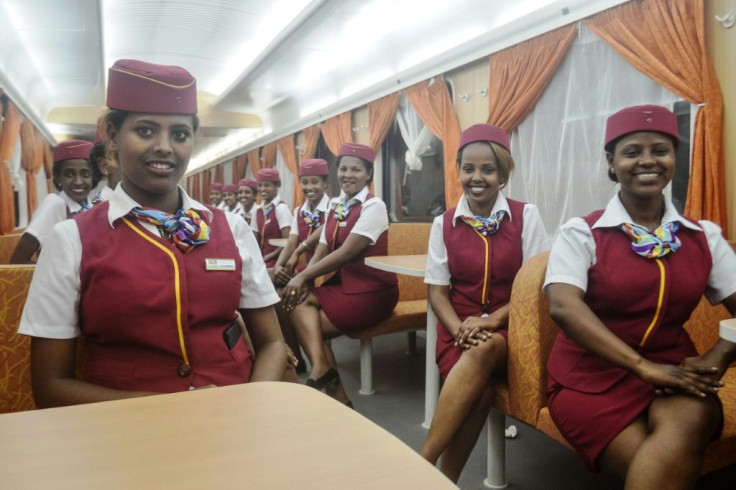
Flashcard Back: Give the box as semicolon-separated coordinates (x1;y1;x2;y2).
506;252;556;426
387;223;432;302
0;265;36;413
0;234;22;264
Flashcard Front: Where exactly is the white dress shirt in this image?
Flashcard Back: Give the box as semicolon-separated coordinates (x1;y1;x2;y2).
544;193;736;304
19;185;279;339
25;191;88;248
318;186;389;245
425;192;551;286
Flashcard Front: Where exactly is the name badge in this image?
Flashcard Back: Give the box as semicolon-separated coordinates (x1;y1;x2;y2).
338;222;348;228
265;219;272;225
205;258;236;271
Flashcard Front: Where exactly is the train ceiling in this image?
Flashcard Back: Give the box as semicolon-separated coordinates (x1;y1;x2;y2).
0;0;628;173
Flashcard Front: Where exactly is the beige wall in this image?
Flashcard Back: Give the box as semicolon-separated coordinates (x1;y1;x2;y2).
446;59;491;130
706;0;736;240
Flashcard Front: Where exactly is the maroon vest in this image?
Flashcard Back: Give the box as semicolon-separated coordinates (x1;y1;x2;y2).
296;203;325;266
75;202;251;393
442;199;525;317
547;210;712;393
323;196;398;294
257;201;289;266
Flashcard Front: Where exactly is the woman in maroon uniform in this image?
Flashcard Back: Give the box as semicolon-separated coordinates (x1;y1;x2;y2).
18;59;287;407
11;140;96;264
545;105;736;488
421;124;550;481
255;168;292;268
273;158;330;285
282;143;398;406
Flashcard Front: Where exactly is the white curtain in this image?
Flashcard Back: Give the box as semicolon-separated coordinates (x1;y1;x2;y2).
505;26;678;239
396;94;435;176
274;148;294;209
10;135;27;226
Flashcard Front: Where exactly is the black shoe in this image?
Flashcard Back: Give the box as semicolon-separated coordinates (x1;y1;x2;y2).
305;368;339;391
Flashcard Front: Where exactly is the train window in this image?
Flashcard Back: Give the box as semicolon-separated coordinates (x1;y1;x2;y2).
382;97;446;223
315;135;339;200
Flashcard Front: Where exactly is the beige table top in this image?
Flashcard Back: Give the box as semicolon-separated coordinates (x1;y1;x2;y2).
268;237;289;247
0;382;455;490
364;254;427;277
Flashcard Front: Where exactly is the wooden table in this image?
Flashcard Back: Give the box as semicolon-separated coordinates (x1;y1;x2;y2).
365;255;509;489
0;382;456;489
363;255;438;428
268;238;289;248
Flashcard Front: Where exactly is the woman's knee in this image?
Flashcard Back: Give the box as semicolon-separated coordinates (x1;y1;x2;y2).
463;334;507;368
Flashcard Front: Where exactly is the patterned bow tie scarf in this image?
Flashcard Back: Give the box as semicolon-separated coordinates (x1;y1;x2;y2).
333;199;361;221
619;221;681;259
461;211;506;236
261;203;275;217
91;192;104;205
128;207;210;253
301;208;323;229
70;200;92;216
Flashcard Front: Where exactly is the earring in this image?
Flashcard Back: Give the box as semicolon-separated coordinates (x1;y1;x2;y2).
608;167;615;177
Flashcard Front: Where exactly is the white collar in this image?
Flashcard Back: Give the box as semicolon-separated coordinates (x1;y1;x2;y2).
59;191;88;213
303;193;330;213
452;192;512;227
107;184;211;228
332;186;370;207
262;194;283;209
592;193;701;231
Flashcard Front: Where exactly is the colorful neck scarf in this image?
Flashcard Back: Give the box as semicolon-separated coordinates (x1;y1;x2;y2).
619;221;681;259
334;198;360;221
128;207;210;253
91;192;104;205
243;212;251;225
261;202;275;217
301;208;323;229
69;200;92;216
461;210;506;236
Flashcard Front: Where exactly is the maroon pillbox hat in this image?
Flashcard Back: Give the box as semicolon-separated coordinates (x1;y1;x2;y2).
210;183;223;191
605;105;679;150
299;158;329;176
257;168;280;182
107;59;197;114
223;184;238;193
338;142;376;164
53;140;94;164
459;124;510;153
238;178;258;190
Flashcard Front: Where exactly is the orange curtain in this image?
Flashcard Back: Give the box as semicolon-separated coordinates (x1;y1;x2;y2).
585;0;727;234
277;134;301;207
19;119;43;217
213;164;224;185
246;148;261;176
43;143;54;193
232;154;247;183
0;100;22;234
202;168;212;204
300;125;320;162
487;24;577;132
404;75;462;207
368;93;400;151
320;112;353;156
261;142;278;169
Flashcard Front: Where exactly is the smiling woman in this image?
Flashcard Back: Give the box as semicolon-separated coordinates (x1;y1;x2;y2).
16;59;288;408
9;139;95;264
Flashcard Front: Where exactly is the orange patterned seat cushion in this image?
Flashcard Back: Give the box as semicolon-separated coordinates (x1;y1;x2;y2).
0;234;22;265
0;265;36;413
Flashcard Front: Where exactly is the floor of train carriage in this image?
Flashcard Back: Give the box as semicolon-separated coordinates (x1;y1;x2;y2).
296;333;736;490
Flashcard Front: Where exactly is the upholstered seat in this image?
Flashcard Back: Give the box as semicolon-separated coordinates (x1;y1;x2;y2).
0;265;36;413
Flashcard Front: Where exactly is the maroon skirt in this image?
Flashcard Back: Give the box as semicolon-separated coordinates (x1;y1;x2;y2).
436;321;508;380
313;276;399;333
547;371;723;472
